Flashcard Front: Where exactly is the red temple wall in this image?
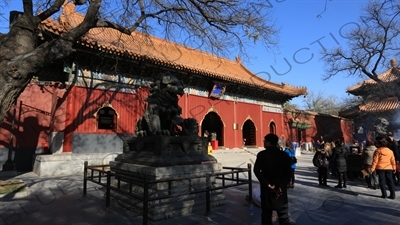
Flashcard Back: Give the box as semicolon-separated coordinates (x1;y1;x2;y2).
0;84;353;151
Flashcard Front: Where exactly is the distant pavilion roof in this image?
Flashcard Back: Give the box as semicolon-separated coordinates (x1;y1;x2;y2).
347;61;400;95
339;96;400;117
341;59;400;117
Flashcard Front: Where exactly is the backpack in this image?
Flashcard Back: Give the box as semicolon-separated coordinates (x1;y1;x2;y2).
291;156;297;164
312;151;324;167
286;149;297;164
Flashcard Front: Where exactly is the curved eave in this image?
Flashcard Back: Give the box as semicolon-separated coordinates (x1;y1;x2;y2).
347;67;400;94
340;97;400;118
338;106;360;118
74;40;308;98
359;98;400;113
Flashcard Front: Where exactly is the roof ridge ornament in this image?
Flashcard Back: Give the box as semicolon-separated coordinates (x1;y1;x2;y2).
390;58;397;68
63;2;76;12
235;56;242;64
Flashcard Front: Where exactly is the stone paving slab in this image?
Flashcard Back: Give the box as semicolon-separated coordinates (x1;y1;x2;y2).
1;151;400;224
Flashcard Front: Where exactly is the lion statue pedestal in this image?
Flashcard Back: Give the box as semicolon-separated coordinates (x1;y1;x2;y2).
109;136;225;221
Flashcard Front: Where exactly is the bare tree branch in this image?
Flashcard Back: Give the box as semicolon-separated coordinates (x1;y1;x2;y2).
302;91;341;115
95;19;131;34
322;0;400;82
63;0;102;41
316;0;329;19
37;0;64;21
23;0;34;17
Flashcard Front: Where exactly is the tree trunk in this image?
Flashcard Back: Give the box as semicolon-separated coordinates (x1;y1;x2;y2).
0;13;75;125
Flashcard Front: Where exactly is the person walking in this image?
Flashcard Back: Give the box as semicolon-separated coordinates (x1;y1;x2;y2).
254;133;295;225
362;140;378;189
313;143;329;186
284;141;297;189
332;140;348;188
371;138;396;199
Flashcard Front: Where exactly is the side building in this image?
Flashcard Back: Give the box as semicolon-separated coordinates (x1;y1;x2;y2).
339;59;400;141
284;109;353;151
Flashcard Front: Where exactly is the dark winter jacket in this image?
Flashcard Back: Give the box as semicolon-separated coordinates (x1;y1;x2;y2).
313;149;329;168
387;138;399;161
333;146;347;172
254;146;292;209
254;146;292;189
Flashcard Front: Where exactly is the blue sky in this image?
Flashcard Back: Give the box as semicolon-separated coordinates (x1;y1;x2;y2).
0;0;370;107
242;0;369;106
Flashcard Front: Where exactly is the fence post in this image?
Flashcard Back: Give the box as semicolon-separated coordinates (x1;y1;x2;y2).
106;171;111;209
143;178;149;225
248;163;252;204
83;161;88;197
205;173;211;217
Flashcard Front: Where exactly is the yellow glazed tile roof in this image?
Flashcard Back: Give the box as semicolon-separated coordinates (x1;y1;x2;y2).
359;97;400;112
40;3;307;97
339;97;400;117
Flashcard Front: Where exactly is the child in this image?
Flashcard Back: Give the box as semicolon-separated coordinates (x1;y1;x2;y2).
284;141;297;188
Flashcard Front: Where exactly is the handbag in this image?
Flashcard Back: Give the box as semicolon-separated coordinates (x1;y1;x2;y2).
396;163;400;173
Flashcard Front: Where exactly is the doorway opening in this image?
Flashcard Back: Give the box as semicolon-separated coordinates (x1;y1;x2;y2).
201;112;224;147
269;121;276;134
242;119;256;147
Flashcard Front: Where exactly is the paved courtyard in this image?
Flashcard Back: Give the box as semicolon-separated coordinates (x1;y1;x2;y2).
1;149;400;225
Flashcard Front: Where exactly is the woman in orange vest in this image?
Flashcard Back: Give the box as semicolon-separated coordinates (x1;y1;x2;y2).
371;137;396;199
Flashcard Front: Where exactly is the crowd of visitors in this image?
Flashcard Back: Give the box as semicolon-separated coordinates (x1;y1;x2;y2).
252;132;400;225
309;133;400;198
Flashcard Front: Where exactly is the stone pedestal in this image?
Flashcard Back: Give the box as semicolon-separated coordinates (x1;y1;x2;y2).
109;135;225;221
109;161;225;220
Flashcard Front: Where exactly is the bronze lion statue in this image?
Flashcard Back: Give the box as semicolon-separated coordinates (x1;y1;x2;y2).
135;73;198;137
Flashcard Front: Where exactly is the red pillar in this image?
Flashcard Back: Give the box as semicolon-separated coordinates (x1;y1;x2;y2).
62;86;76;152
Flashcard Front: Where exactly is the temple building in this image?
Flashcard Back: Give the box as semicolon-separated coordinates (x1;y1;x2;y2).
339;59;400;140
0;3;352;175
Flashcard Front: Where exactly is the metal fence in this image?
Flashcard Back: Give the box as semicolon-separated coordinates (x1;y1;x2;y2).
83;161;253;225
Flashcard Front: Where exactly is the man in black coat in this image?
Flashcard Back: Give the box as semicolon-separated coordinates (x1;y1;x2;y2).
254;133;294;225
386;132;400;184
332;141;348;188
386;132;399;161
